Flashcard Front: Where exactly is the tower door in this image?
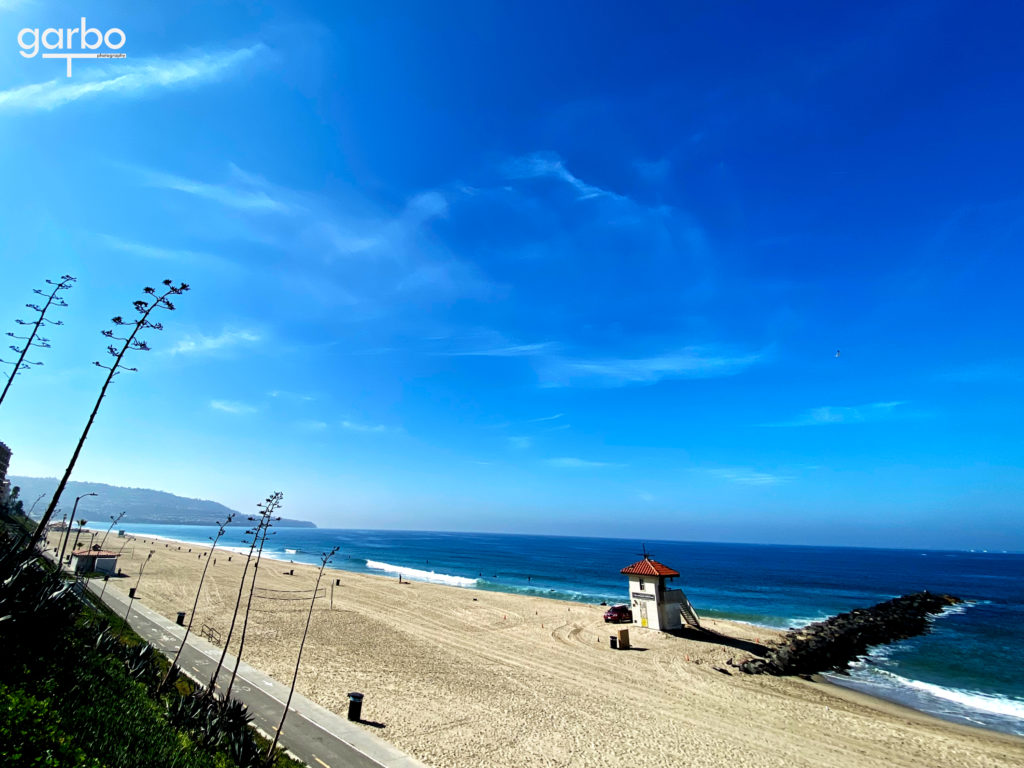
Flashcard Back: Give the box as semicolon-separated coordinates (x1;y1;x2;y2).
639;600;648;628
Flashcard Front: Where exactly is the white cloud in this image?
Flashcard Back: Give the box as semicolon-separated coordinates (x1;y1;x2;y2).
540;346;765;387
0;44;265;112
98;234;214;262
269;390;315;402
706;468;790;486
504;152;625;202
767;401;907;427
141;164;292;214
446;342;559;358
528;413;564;423
508;436;532;450
547;457;621;469
171;329;261;355
210;400;257;415
341;420;390;433
297;420;328;431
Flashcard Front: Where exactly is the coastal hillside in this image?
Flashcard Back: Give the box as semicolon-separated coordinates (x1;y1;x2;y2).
9;476;316;528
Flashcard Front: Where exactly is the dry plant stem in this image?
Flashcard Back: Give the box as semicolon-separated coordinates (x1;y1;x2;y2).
29;280;189;551
226;495;280;700
0;274;74;408
160;514;233;691
267;546;338;762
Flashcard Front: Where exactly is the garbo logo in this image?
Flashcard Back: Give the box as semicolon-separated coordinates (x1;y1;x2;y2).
18;18;126;77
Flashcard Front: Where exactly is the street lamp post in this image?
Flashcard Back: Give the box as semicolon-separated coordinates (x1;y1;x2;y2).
58;492;97;570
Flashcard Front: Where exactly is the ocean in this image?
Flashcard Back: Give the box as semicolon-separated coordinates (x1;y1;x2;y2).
117;524;1024;737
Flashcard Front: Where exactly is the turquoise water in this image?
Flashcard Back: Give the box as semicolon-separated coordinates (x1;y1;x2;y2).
120;525;1024;736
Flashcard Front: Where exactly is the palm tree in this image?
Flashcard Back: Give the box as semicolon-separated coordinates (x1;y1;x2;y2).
72;520;87;552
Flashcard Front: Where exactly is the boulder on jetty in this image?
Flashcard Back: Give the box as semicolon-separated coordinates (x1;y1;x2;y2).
739;591;962;676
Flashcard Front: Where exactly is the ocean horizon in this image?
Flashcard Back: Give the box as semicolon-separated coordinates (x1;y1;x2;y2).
114;524;1024;738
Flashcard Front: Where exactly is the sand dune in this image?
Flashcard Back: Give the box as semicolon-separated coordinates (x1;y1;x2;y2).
56;531;1023;768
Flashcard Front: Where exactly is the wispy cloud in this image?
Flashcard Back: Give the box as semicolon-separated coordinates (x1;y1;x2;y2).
171;329;261;355
297;420;328;431
269;390;316;402
98;234;215;263
546;457;622;469
766;401;907;427
140;163;292;214
540;346;765;387
504;152;625;202
528;413;564;423
0;44;265;112
508;436;532;450
445;342;559;358
130;163;495;307
706;468;790;486
210;399;257;415
341;420;391;433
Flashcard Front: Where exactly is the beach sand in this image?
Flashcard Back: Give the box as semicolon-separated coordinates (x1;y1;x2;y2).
55;531;1024;768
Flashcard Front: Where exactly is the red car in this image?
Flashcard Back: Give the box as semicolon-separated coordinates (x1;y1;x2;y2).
603;604;632;623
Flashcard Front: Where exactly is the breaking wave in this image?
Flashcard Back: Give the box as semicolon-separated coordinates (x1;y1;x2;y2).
364;560;479;588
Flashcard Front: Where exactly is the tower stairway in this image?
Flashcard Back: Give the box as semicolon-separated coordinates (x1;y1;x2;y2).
679;595;702;630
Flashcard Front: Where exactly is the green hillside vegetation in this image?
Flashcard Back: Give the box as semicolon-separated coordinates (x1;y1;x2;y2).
0;513;306;768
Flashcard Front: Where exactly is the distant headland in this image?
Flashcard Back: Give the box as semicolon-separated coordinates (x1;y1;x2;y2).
9;476;316;528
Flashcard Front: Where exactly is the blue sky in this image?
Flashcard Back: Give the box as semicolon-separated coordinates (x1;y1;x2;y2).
0;1;1021;549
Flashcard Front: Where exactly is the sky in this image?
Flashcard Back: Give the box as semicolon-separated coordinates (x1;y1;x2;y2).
0;1;1021;550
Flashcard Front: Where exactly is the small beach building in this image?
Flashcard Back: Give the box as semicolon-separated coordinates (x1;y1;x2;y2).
620;555;701;632
70;545;119;575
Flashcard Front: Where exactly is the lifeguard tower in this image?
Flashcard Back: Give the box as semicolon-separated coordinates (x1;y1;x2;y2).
620;550;701;631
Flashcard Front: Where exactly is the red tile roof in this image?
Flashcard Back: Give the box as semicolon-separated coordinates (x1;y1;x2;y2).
620;557;679;577
72;549;119;557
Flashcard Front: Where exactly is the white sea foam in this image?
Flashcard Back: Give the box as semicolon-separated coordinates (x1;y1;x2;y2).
365;560;479;588
882;671;1024;721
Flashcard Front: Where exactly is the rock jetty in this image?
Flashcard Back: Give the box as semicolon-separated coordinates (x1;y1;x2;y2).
739;591;962;676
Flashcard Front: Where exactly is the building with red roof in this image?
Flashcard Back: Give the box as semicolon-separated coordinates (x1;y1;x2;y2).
620;554;701;632
70;545;120;576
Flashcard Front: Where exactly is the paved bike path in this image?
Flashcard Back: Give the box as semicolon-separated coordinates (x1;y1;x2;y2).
92;582;428;768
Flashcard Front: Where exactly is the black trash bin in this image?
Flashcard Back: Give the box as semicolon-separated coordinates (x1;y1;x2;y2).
176;612;186;626
347;692;364;721
128;587;137;599
609;635;618;649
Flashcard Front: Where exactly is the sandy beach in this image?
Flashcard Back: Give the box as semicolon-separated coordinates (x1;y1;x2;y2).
53;530;1023;768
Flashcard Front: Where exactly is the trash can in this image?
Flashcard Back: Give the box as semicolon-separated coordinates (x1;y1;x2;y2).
609;635;618;650
176;612;186;626
128;587;137;599
347;692;364;721
617;628;630;651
